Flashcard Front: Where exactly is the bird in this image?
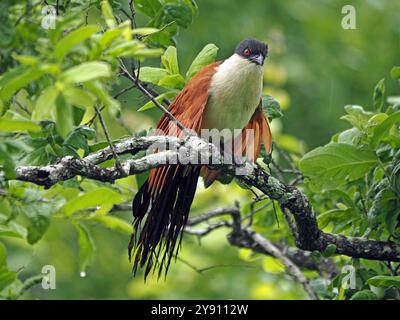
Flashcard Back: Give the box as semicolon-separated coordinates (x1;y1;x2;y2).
129;38;272;279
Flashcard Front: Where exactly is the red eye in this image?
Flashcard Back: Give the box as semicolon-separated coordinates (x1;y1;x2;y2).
243;49;251;56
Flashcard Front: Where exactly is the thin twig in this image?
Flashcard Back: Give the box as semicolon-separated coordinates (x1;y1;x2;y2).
94;105;125;175
245;229;318;300
178;256;258;275
113;84;135;99
137;21;176;40
119;59;187;132
12;275;44;300
13;98;31;116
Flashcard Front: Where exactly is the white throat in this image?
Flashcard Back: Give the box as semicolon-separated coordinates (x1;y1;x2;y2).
202;54;263;131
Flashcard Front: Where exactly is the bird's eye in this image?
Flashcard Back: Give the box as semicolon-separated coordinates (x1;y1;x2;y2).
243;49;251;56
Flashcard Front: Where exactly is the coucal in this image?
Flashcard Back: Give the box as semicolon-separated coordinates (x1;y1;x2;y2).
129;39;272;278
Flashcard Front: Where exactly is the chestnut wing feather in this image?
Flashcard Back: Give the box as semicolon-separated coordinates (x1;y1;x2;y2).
148;61;222;193
130;62;221;278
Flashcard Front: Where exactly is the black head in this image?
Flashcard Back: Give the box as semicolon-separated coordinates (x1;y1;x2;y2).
235;38;268;66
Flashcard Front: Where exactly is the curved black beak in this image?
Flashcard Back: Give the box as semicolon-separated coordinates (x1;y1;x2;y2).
250;53;265;66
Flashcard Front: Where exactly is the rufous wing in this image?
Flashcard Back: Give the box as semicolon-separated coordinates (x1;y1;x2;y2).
147;61;222;195
130;62;222;278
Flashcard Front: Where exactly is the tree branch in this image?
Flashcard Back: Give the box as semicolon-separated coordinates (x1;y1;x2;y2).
11;135;400;264
184;205;318;299
237;227;319;300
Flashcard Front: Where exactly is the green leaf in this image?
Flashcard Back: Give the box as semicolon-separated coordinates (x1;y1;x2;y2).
137;67;169;85
373;78;385;111
0;270;16;291
63;126;95;154
26;216;50;244
54;25;100;61
161;46;180;74
367;275;400;288
90;216;132;234
132;48;164;59
61;188;124;216
385;205;400;236
337;127;361;145
154;3;193;28
60;61;112;83
138;91;176;111
83;81;120;115
370;112;400;148
135;172;149;191
32;86;59;121
0;242;7;267
262;95;283;121
0;2;16;48
131;27;160;36
391;66;400;80
183;0;199;14
0;199;11;217
74;223;95;273
340;105;373;130
322;244;337;257
158;74;185;89
12;54;38;66
22;205;51;244
0;67;47;102
318;207;355;230
186;43;218;80
56;94;74;138
146;22;177;46
107;41;164;59
135;0;162;18
370;188;400;235
0;223;27;239
350;290;378;300
0;118;41;133
0;146;16;179
59;62;112;84
100;0;116;28
0;241;18;290
299;143;378;189
106;40;142;57
99;29;122;48
63;86;96;110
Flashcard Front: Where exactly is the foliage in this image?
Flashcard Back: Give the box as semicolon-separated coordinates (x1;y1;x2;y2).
299;73;400;299
0;0;201;299
0;0;399;301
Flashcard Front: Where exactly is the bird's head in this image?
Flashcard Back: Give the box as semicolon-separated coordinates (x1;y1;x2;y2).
235;38;268;66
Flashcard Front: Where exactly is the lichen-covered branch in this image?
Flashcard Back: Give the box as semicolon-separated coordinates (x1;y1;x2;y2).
12;135;400;263
185;206;334;299
231;227;319;300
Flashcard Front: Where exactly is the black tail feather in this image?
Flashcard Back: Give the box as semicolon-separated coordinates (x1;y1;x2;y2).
129;165;200;279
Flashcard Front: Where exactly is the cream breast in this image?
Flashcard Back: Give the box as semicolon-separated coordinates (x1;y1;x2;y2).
202;54;263;132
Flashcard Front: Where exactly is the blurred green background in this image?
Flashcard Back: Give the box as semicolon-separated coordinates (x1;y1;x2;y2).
5;0;400;299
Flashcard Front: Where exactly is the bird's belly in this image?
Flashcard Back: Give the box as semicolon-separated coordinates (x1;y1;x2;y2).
202;97;256;131
202;82;262;132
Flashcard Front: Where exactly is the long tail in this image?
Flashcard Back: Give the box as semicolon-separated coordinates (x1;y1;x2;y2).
129;165;200;279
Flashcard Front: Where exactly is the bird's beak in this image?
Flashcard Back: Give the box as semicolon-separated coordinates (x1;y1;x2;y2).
250;53;265;66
